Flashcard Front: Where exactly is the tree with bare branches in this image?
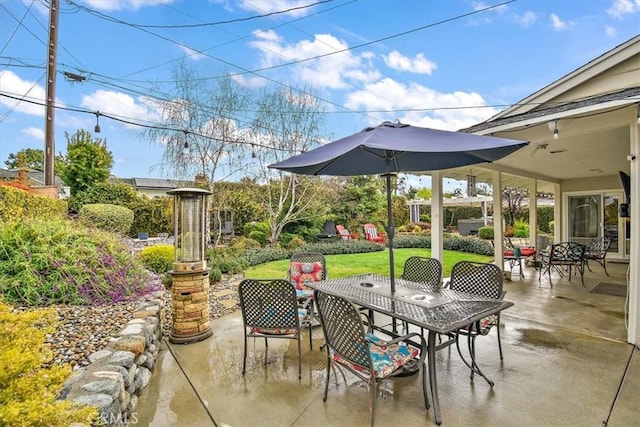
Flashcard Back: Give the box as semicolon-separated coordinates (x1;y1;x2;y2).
249;86;328;247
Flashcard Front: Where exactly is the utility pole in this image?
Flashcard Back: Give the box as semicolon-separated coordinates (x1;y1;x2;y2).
44;0;59;187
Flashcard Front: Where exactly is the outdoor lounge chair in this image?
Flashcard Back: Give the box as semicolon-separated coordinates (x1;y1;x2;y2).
446;261;505;386
336;224;358;240
584;237;611;276
314;290;429;427
363;223;386;244
239;278;311;379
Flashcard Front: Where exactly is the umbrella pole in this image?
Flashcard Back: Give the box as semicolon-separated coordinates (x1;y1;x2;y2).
385;173;395;292
385;172;397;334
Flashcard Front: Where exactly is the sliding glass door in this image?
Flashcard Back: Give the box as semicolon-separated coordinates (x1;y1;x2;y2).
567;192;625;259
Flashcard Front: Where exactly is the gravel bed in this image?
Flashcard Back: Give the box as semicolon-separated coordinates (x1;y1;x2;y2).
24;274;242;370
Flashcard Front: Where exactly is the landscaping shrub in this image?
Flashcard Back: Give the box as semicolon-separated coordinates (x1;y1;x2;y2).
513;218;530;237
0;185;67;223
0;302;98;425
78;203;134;234
393;234;431;248
478;226;494;240
247;230;268;246
207;246;249;274
286;236;306;250
209;267;222;283
229;236;261;250
242;247;291;266
0;219;159;306
137;244;174;274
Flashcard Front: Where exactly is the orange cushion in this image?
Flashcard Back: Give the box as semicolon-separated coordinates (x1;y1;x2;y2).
290;261;324;290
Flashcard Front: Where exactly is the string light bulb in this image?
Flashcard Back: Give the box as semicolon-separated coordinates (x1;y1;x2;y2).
182;130;189;155
94;111;101;133
552;120;559;139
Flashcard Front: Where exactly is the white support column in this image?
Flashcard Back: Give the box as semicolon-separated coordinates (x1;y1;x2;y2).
529;179;538;249
627;111;639;345
431;171;444;263
492;171;504;268
553;182;561;244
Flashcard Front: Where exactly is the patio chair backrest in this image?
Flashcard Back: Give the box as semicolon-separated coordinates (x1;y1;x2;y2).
315;291;372;369
550;242;585;263
401;256;443;291
239;279;300;331
587;237;611;255
363;223;380;239
289;252;327;290
448;261;503;299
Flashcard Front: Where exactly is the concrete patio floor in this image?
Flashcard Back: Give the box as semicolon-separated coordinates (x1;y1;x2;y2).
136;260;639;426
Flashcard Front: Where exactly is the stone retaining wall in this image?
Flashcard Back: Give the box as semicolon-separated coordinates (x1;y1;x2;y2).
61;291;164;426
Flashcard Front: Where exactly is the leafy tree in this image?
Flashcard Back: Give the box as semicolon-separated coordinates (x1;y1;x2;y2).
416;187;432;200
4;148;45;170
57;130;113;195
330;176;386;231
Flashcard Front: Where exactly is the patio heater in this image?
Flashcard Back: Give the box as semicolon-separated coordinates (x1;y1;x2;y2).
167;187;213;344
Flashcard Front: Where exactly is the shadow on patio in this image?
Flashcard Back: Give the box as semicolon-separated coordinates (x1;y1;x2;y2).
136;261;639;426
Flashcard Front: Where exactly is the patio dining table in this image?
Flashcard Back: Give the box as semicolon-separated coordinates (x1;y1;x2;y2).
306;273;514;425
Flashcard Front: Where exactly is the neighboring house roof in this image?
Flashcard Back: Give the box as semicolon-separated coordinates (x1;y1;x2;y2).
0;168;67;188
131;177;184;191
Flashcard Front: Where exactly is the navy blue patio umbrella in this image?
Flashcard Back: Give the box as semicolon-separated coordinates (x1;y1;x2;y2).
268;121;529;292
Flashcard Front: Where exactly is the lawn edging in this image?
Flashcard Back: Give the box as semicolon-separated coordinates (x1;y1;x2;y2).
59;290;164;426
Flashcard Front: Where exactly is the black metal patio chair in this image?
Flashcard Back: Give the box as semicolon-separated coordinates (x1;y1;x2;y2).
314;290;429;427
584;237;611;276
446;260;505;386
239;278;312;379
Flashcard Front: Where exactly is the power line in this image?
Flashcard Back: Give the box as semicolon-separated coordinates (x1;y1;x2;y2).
68;0;335;29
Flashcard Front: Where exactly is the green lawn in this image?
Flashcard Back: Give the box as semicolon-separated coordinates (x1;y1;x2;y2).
244;248;493;279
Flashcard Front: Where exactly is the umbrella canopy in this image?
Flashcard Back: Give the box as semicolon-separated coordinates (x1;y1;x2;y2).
268;121;529;291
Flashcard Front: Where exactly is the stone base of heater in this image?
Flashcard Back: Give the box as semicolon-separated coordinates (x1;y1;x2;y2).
168;266;212;344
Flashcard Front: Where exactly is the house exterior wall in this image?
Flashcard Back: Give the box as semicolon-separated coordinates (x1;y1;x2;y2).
560;175;622;192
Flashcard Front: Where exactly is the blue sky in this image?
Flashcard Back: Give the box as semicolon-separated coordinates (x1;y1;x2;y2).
1;0;639;191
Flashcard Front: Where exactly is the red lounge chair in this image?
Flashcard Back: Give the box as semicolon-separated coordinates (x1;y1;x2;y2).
363;223;386;244
336;224;358;240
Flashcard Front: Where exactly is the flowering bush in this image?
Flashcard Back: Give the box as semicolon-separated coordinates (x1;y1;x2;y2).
0;219;161;306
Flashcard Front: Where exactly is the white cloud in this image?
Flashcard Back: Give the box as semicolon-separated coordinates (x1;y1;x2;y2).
344;78;499;131
179;45;207;61
383;51;437;75
605;25;618;37
472;1;507;13
607;0;640;18
83;0;175;11
550;13;568;30
0;71;46;116
249;31;376;89
22;127;45;140
238;0;318;17
514;11;537;27
80;90;157;129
